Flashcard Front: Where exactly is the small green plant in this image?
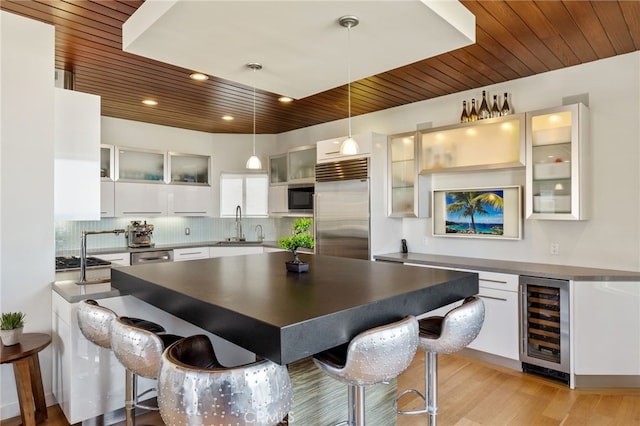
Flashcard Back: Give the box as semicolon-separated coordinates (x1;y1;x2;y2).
278;218;315;264
0;312;25;330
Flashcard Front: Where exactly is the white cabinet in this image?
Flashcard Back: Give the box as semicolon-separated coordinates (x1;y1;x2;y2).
174;247;209;261
209;246;263;258
573;281;640;376
168;185;212;216
95;252;130;266
268;185;288;215
316;133;372;163
526;103;589;220
54;88;101;220
406;263;520;361
114;182;168;216
100;181;115;217
470;272;520;361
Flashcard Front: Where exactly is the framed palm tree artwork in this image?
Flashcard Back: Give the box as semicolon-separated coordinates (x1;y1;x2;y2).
432;186;522;239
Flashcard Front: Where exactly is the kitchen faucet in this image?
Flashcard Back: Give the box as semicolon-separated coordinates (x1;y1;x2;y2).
78;229;125;285
235;205;244;241
255;224;264;242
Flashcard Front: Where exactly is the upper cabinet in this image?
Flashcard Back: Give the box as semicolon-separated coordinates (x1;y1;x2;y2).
388;132;418;217
526;103;589;220
168;152;210;185
268;145;316;185
116;147;166;182
316;134;372;163
100;144;115;217
419;113;525;173
288;145;316;183
54;88;101;221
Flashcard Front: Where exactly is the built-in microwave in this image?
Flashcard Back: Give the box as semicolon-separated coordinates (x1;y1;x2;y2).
288;185;314;212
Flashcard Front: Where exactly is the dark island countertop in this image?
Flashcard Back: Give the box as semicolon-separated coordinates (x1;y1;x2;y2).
374;253;640;281
111;251;478;365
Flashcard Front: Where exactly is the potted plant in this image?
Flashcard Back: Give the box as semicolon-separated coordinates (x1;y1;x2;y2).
278;218;315;273
0;311;26;346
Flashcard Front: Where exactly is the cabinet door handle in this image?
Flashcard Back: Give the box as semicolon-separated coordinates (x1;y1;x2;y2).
173;211;207;214
122;211;162;214
479;278;508;285
179;252;202;256
325;151;340;155
478;294;508;302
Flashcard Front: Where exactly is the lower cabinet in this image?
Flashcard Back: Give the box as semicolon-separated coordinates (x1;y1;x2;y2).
405;263;520;362
174;247;209;262
209;246;263;258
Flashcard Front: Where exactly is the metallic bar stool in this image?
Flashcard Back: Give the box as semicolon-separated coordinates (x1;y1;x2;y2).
77;299;166;349
395;296;485;426
313;316;419;426
158;334;292;426
110;316;183;426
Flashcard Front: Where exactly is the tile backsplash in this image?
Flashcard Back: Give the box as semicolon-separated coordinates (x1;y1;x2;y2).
55;216;298;255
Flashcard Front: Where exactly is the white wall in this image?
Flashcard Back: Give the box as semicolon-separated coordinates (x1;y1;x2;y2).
0;12;56;419
277;52;640;272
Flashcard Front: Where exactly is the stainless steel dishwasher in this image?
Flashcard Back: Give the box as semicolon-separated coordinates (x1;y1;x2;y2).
131;249;174;264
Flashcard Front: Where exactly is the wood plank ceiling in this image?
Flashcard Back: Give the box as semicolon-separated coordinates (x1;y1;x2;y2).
2;0;639;135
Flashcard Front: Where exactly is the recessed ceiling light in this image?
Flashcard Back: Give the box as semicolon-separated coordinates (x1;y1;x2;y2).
222;115;234;121
142;99;158;106
190;72;209;81
278;96;293;103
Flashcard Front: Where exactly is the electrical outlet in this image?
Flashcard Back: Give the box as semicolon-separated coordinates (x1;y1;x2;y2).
185;227;191;236
550;242;559;255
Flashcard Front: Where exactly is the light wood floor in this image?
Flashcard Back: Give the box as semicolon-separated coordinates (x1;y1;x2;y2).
3;353;639;426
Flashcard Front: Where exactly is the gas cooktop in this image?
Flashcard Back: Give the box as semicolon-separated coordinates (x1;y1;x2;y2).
55;256;111;271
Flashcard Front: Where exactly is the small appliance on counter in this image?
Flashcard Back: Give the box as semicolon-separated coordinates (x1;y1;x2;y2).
126;220;155;248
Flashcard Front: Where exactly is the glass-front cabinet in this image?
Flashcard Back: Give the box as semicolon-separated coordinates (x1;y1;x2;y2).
168;152;210;185
388;132;418;217
288;145;316;183
419;113;525;173
116;147;166;182
269;154;287;185
526;103;589;220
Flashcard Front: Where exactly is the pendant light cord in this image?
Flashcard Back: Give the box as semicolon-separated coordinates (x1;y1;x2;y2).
347;21;352;138
252;67;256;155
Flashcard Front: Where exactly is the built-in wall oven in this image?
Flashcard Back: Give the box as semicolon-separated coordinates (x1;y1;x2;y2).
519;276;570;384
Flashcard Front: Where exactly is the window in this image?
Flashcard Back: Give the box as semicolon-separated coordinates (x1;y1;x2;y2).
220;173;268;217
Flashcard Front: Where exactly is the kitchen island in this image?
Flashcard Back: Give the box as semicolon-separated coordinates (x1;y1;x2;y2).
111;251;478;424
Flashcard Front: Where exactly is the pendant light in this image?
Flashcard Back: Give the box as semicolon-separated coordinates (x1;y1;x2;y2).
246;62;263;169
339;15;359;156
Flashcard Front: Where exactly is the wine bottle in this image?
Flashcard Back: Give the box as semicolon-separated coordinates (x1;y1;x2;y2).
478;90;490;119
469;99;478;121
501;92;511;116
491;94;501;118
460;100;469;123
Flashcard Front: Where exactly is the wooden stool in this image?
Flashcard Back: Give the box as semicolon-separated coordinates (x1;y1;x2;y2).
0;333;52;426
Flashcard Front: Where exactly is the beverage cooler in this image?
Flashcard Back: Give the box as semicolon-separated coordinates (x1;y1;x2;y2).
519;276;570;384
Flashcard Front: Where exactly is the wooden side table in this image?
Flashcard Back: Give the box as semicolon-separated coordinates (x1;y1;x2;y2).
0;333;51;426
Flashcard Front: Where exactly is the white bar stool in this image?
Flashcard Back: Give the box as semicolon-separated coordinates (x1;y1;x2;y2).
158;334;292;426
110;316;183;426
395;296;485;426
313;316;419;426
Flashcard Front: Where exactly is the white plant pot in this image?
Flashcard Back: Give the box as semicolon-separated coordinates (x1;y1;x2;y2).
0;327;24;346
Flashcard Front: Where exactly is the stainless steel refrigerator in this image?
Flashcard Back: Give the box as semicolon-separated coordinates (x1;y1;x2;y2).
314;158;370;260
